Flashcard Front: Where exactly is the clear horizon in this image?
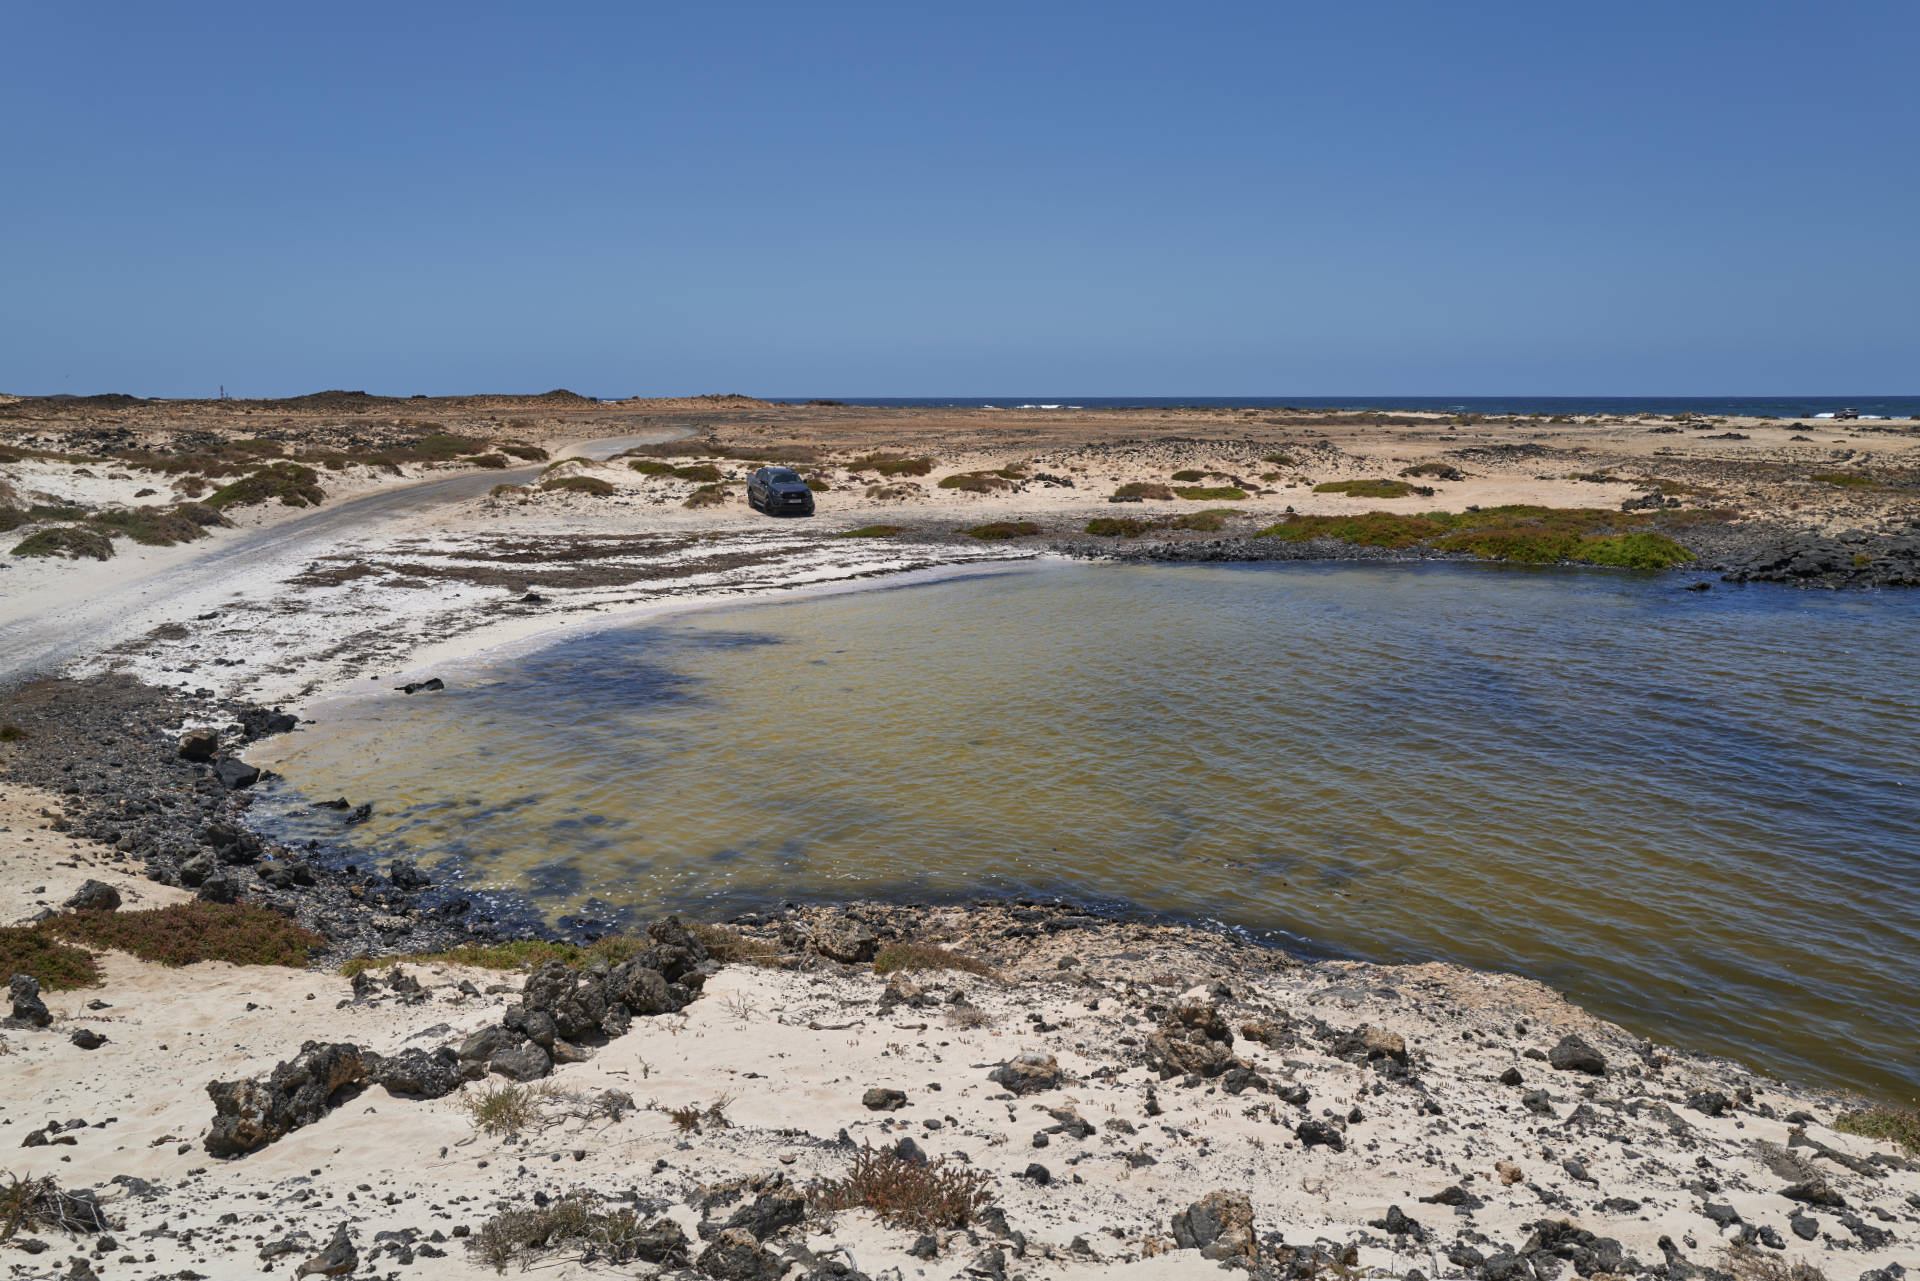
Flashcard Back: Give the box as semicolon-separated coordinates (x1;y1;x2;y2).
5;2;1916;398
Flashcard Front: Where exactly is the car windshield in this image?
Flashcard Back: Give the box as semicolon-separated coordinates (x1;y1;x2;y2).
767;470;801;483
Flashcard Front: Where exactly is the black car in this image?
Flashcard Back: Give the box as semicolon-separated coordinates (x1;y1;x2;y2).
747;466;815;516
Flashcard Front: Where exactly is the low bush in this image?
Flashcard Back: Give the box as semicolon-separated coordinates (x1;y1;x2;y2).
1262;453;1294;465
1834;1104;1920;1153
0;726;26;741
966;521;1041;540
0;926;100;990
1170;469;1207;482
466;453;511;469
1812;473;1875;488
672;464;723;483
809;1144;997;1231
839;524;906;538
1255;512;1446;549
872;942;997;978
1314;478;1432;499
1111;482;1174;501
629;460;675;476
1257;506;1695;568
803;475;831;491
688;923;781;966
1172;486;1247;501
541;475;616;497
339;935;646;978
1400;462;1464;480
1170;508;1237;532
469;1193;670;1272
206;462;325;509
937;472;1011;493
87;506;210;546
498;443;548;461
406;432;484;460
1085;517;1150;538
462;1081;557;1138
683;484;732;508
11;527;114;559
489;483;529;498
848;453;933;477
44;902;324;968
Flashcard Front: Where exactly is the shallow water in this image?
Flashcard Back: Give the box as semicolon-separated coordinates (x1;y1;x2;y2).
255;562;1920;1101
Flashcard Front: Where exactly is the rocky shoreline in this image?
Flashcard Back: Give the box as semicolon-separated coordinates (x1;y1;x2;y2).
3;674;1919;1281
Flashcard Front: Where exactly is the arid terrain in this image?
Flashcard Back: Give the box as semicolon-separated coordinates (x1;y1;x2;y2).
3;392;1919;1281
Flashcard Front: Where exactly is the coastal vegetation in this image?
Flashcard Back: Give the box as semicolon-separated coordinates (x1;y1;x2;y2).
1172;486;1247;501
808;1143;998;1232
1400;462;1464;480
1812;472;1875;488
937;471;1013;492
1255;505;1698;568
10;527;115;559
541;475;617;497
205;461;326;509
965;521;1041;539
1112;482;1174;500
872;942;997;977
1835;1104;1920;1154
1314;478;1434;499
44;902;325;968
0;924;100;989
847;453;933;477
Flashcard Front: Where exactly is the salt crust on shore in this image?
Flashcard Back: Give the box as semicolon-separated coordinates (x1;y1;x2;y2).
4;794;1916;1280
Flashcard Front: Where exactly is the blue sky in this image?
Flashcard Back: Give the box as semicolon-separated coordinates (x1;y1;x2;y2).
4;2;1916;397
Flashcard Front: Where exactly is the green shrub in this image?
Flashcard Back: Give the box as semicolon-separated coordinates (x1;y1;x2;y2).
808;1144;997;1231
937;472;1011;492
1086;517;1150;538
1812;473;1875;488
466;453;511;469
44;902;325;968
1111;482;1174;501
489;483;529;498
839;524;905;538
1262;453;1294;466
628;460;676;476
1834;1105;1920;1153
541;475;616;496
683;484;732;508
1400;462;1464;480
12;527;114;559
340;935;644;978
966;521;1041;540
406;432;484;460
1314;479;1432;499
1170;469;1207;482
0;926;101;990
803;475;831;491
0;507;25;533
1172;486;1247;501
1571;532;1694;569
672;464;723;483
498;443;548;461
0;726;26;741
1171;508;1237;532
87;506;209;546
206;463;325;509
848;453;933;477
1254;512;1444;549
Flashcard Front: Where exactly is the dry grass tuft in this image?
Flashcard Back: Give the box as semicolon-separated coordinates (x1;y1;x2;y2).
461;1081;559;1138
690;922;781;966
1723;1244;1828;1281
808;1143;997;1231
0;1172;108;1240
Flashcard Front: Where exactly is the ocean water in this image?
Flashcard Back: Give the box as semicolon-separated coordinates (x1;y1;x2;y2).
252;562;1920;1102
768;395;1920;419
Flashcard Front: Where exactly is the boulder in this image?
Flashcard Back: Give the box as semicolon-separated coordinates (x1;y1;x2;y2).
1171;1191;1255;1262
196;876;239;905
258;859;316;890
813;916;879;963
695;1227;780;1280
387;858;430;890
455;1024;524;1063
862;1087;908;1111
521;960;608;1041
1331;1024;1408;1067
63;879;122;912
178;851;216;887
205;1041;369;1158
214;758;260;790
1295;1119;1345;1151
988;1051;1062;1095
71;1028;108;1050
627;1217;690;1266
1548;1034;1608;1076
721;1184;806;1240
370;1047;472;1099
178;728;219;761
8;975;52;1028
1144;1005;1246;1080
488;1041;553;1082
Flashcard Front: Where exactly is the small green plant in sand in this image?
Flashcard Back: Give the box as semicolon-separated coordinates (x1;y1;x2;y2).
0;726;27;742
1172;486;1248;501
965;521;1042;540
1834;1104;1920;1153
1111;482;1174;501
462;1081;558;1138
872;942;997;978
1170;508;1238;532
11;527;114;560
629;459;676;476
1262;453;1295;465
469;1192;673;1273
405;432;485;460
938;471;1013;493
497;443;548;461
808;1143;997;1231
672;463;723;483
542;475;616;497
339;934;647;978
838;524;906;538
688;922;781;965
1812;473;1875;488
1170;469;1208;482
465;453;511;469
45;902;324;968
0;926;100;990
86;505;218;547
683;483;732;508
1313;478;1432;499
